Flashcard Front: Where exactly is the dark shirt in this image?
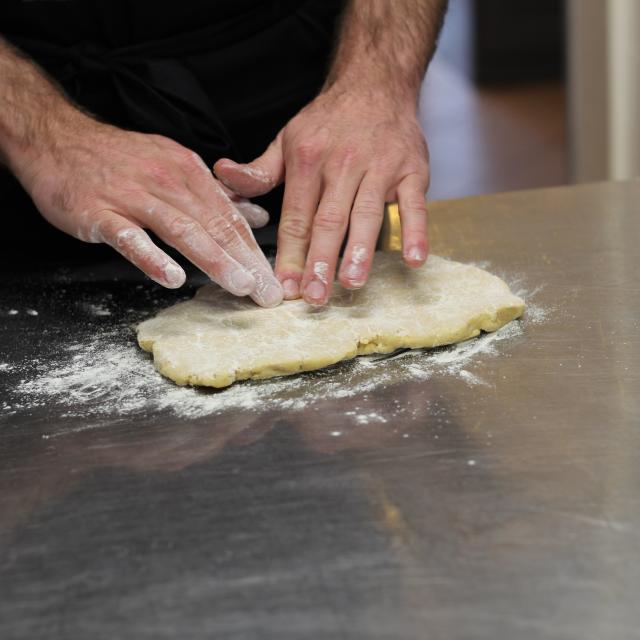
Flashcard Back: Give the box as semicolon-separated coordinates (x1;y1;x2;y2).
0;0;344;258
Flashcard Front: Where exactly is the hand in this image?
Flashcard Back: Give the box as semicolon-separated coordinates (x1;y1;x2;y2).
15;116;283;307
214;87;430;305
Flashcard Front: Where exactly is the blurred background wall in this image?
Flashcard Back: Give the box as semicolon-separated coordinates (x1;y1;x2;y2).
420;0;640;201
567;0;640;183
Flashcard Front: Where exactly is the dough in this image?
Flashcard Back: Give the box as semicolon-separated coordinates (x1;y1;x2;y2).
137;254;525;388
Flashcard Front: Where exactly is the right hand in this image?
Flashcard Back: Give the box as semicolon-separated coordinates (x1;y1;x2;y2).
13;115;283;307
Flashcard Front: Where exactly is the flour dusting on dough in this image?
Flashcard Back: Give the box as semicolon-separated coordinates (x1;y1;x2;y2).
136;254;525;388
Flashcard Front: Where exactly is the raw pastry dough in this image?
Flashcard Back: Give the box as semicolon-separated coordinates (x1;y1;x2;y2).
137;254;525;388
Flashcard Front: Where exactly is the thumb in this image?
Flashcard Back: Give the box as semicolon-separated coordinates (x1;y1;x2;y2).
213;131;284;198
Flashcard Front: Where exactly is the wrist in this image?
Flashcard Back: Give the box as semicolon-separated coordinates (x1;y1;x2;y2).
5;102;98;186
320;73;420;116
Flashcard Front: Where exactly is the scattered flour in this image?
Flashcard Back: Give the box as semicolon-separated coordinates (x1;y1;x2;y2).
6;280;547;425
10;317;527;422
83;303;112;317
354;412;388;425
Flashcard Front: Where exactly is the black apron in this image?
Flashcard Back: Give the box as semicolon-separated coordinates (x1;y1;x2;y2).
0;0;344;259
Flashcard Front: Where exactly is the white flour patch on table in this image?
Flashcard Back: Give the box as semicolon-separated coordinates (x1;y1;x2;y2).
9;278;547;423
83;302;112;317
12;320;523;422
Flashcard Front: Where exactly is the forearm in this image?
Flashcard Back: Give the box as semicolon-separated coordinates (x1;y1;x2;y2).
0;37;90;176
324;0;448;104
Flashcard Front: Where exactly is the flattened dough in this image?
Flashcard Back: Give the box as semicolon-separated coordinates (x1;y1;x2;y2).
137;254;525;388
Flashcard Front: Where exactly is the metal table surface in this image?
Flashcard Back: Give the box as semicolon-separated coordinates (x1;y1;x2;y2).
1;180;639;639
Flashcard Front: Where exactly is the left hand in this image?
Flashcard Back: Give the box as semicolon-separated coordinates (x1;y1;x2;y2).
213;87;430;305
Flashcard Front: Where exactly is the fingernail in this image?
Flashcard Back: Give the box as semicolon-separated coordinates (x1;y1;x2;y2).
305;280;326;304
228;268;256;295
256;282;283;307
407;246;426;263
237;201;270;227
344;262;365;286
282;278;300;299
240;164;275;186
163;261;186;288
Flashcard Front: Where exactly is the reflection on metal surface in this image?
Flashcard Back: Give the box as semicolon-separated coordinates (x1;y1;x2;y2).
378;202;402;252
364;473;413;549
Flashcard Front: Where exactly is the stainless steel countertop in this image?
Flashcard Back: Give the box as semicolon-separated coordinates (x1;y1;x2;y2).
1;180;639;639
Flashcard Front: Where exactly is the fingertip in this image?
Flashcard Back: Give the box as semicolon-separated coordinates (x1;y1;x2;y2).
235;200;270;228
281;278;300;300
338;264;367;290
213;160;277;198
162;261;186;288
227;268;257;296
403;245;428;269
212;157;236;174
252;281;284;308
339;275;367;291
302;280;328;306
212;159;236;187
338;244;370;289
339;265;367;290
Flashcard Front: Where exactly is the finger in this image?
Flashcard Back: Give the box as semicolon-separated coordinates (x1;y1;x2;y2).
300;161;365;305
213;132;284;198
274;160;323;300
337;175;387;290
188;173;283;307
117;200;258;297
233;199;270;228
397;172;429;267
92;210;186;289
143;158;282;307
141;149;270;268
218;182;270;228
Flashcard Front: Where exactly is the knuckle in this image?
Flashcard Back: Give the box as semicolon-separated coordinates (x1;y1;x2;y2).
172;145;195;163
353;193;384;222
145;162;179;189
90;214;115;241
293;139;324;168
314;203;346;232
372;156;400;176
167;216;201;242
278;215;311;242
408;162;430;181
328;145;359;174
148;134;186;154
404;197;427;214
147;133;172;147
204;216;242;247
177;149;208;173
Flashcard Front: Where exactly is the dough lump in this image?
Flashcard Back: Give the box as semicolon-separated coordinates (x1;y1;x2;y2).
137;254;525;388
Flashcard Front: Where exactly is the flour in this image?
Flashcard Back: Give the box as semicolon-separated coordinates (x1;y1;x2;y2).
83;303;112;317
312;261;329;284
10;313;526;423
346;411;388;425
6;278;546;425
